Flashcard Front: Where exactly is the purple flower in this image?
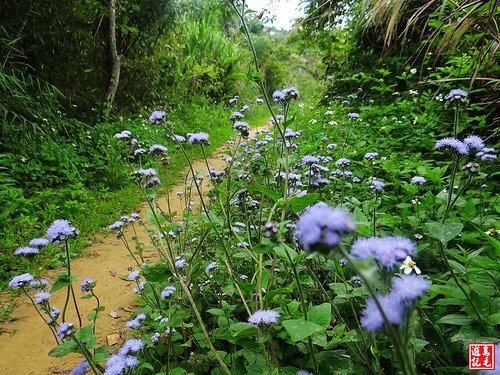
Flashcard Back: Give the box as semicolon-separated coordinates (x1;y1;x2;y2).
72;359;90;375
29;238;50;247
173;134;186;143
336;158;350;167
283;86;299;100
205;261;217;274
410;176;426;185
302;155;319;166
114;130;132;139
188;132;210;145
34;292;51;304
149;144;168;154
46;219;79;243
143;177;161;189
463;135;484;151
128;270;140;281
392;274;430;302
133;148;146;157
360;293;404;332
46;307;60;325
57;322;74;339
444;89;468;102
104;355;126;375
174;256;185;269
435;137;468;155
248;309;280;325
273;90;285;101
149;110;167;125
295;202;356;252
297;371;314;375
109;220;124;231
233;121;251;137
9;273;35;288
126;313;146;329
370;180;385;191
351;236;416;269
118;339;145;356
348;113;359;120
230;111;245;121
14;246;40;256
240;105;250;112
130;213;140;220
256;98;264;103
364;152;378;160
161;286;176;299
131;168;158;178
80;278;96;293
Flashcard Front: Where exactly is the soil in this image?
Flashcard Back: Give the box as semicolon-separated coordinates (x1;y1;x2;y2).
0;130;263;374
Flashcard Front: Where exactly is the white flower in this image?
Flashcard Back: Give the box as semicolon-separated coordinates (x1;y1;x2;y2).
400;256;421;274
410;68;417;74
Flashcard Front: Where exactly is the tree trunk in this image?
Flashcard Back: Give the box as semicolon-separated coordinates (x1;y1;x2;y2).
105;0;122;111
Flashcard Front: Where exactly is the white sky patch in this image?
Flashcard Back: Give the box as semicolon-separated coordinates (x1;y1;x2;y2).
245;0;304;30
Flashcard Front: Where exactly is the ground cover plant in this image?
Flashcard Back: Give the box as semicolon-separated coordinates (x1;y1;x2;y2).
2;1;499;374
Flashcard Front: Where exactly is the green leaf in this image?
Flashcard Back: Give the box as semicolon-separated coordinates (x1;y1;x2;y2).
50;273;74;293
168;368;187;375
282;318;324;342
207;308;225;316
247;184;280;202
80;293;93;300
48;339;78;357
142;261;171;282
425;222;463;245
307;303;332;330
286;193;320;214
436;314;474;325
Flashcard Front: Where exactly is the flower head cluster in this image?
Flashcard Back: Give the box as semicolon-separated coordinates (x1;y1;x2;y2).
29;238;50;247
336;158;350;167
46;306;60;325
188;132;210;145
72;359;90;375
126;313;146;329
348;113;360;120
103;352;140;375
370;180;385;192
34;292;51;304
410;176;426;185
273;87;299;102
205;261;217;274
161;286;176;299
128;270;140;281
302;155;319;166
114;130;132;140
444;89;468;103
229;95;239;104
364;152;379;161
131;168;158;178
230;111;245;121
149;144;167;154
240;104;250;112
14;246;40;256
80;278;96;293
256;98;264;103
233;121;251;137
435;137;469;155
248;309;280;325
149;110;167;125
361;275;430;332
46;219;79;244
57;322;74;339
351;236;416;269
295;202;356;253
109;220;124;231
143;177;161;189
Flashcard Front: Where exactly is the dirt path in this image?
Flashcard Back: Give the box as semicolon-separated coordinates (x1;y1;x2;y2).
0;135;248;374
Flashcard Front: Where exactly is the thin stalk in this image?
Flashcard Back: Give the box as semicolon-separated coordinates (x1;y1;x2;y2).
64;241;82;327
24;291;60;344
281;242;319;374
72;335;101;375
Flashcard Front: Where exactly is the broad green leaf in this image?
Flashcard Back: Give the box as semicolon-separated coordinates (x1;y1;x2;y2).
247;184;280;202
282;318;324;342
286;193;320;214
50;273;75;293
48;339;78;357
425;222;463;244
142;261;171;282
168;368;187;375
307;303;332;329
207;308;225;316
436;314;474;325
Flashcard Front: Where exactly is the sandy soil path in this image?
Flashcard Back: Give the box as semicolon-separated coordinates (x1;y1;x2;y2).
0;136;243;374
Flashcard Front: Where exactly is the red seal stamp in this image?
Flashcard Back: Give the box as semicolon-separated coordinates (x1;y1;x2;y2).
469;343;496;370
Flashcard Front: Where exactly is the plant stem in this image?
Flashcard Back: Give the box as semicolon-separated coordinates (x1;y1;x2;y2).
64;241;82;327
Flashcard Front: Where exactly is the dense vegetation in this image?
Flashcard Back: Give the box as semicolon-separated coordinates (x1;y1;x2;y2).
2;0;499;374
